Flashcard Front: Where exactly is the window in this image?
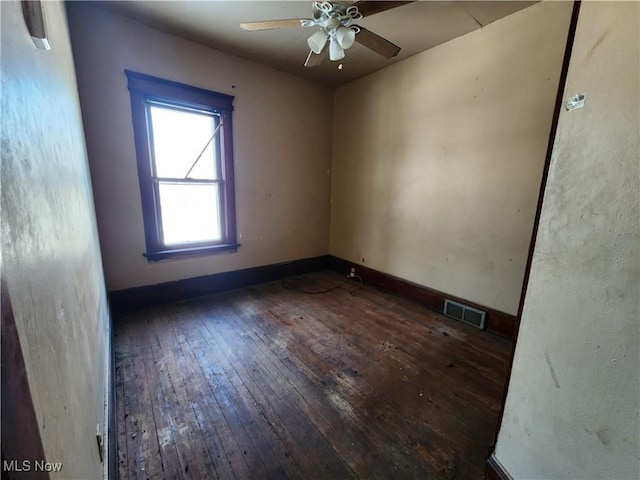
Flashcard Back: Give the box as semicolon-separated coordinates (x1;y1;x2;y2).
126;70;238;261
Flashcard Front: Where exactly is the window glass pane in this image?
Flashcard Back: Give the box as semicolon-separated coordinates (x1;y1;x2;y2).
158;183;221;245
149;105;217;180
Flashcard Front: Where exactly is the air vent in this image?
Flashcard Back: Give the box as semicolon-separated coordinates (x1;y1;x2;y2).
444;299;486;330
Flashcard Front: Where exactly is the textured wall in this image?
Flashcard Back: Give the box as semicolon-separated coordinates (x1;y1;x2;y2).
495;1;639;478
1;1;109;478
67;3;333;292
330;1;572;315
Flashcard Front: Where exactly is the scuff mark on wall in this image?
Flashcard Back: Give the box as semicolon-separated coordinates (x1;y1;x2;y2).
544;353;561;389
585;26;612;62
596;428;612;447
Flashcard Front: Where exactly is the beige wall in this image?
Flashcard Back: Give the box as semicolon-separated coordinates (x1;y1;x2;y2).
66;3;333;292
495;1;640;477
330;1;572;315
1;1;109;478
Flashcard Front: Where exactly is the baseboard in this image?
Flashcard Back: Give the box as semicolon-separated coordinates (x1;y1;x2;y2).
109;254;516;338
328;256;516;339
485;454;514;480
109;255;331;314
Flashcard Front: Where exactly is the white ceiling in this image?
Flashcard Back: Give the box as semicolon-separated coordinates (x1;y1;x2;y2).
94;1;538;89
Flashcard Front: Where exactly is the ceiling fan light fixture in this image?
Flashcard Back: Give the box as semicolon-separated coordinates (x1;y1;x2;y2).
307;29;328;54
329;37;345;61
335;25;355;49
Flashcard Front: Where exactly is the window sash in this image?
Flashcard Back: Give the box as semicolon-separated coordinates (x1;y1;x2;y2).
152;179;226;248
154;181;223;246
147;101;223;181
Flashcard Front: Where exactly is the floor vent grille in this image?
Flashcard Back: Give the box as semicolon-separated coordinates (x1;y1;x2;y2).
444;300;486;330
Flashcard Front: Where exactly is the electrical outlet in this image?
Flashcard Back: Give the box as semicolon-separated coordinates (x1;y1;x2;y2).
349;267;356;278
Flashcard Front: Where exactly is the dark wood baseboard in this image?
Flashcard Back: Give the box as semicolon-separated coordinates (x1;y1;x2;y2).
485;454;513;480
328;256;516;339
110;254;516;338
109;255;331;314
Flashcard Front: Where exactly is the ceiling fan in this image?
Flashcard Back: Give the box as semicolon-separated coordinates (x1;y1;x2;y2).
240;1;414;67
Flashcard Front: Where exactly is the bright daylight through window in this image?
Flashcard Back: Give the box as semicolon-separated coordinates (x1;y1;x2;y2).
126;71;237;261
150;105;222;244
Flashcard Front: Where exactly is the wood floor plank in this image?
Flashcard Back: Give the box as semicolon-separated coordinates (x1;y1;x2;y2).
114;323;129;480
127;316;167;479
134;313;184;479
156;307;247;480
227;289;447;478
167;306;279;479
121;316;164;480
150;310;218;479
279;275;506;422
236;282;485;476
186;304;309;478
224;308;375;478
146;317;192;480
231;290;456;478
306;275;504;474
192;300;356;480
114;271;511;480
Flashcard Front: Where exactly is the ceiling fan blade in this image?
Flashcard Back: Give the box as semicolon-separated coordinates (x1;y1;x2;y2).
304;47;327;68
355;26;400;59
352;1;415;17
240;19;304;31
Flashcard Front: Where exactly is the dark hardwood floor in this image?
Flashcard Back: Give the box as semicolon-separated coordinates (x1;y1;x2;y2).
114;271;510;480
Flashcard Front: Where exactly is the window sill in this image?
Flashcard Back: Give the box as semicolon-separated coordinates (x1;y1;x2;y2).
144;243;240;262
